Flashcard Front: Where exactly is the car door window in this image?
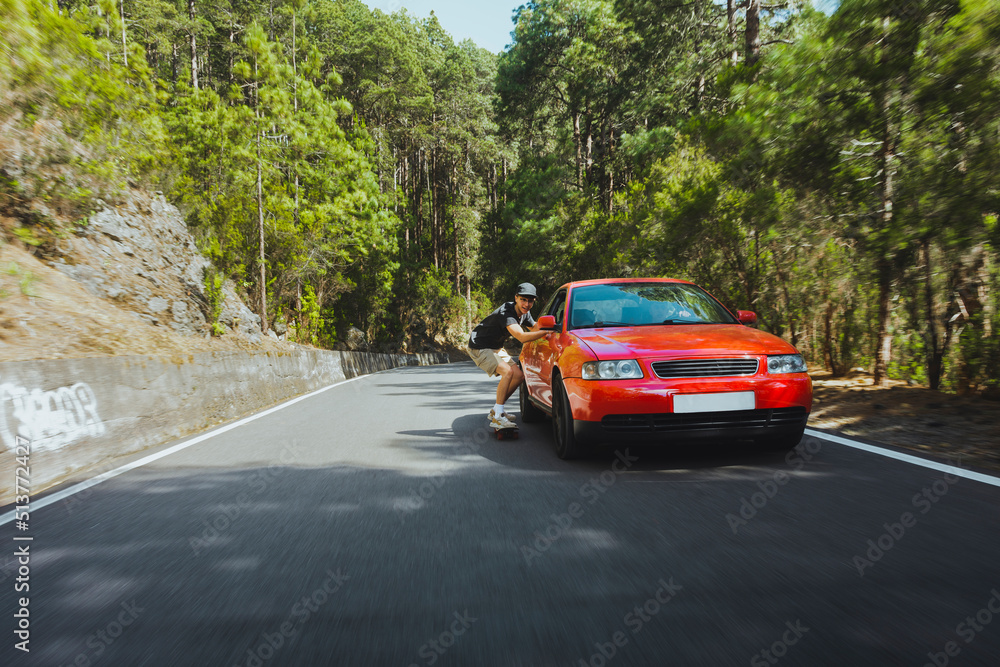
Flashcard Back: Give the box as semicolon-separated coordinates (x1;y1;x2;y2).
548;289;567;327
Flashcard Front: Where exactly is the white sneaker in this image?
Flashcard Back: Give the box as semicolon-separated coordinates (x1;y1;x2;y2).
489;409;516;429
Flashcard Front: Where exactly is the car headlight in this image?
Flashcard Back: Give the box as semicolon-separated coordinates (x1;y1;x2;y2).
767;354;807;374
582;359;643;380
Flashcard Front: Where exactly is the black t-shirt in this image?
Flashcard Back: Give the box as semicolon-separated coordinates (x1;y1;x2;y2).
469;302;536;350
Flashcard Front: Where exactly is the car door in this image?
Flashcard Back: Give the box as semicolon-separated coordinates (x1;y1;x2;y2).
521;290;556;393
529;288;567;409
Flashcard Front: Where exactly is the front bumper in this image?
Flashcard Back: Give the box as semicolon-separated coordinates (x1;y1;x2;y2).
562;373;812;445
573;407;808;445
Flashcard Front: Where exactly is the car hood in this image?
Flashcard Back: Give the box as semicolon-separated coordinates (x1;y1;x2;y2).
571;325;799;359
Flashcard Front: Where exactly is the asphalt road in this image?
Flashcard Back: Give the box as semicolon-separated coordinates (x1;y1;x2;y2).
3;362;1000;667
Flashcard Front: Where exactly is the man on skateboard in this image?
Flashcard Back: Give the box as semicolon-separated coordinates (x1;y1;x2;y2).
467;283;549;432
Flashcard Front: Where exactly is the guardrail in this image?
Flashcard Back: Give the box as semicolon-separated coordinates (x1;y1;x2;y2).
0;349;449;504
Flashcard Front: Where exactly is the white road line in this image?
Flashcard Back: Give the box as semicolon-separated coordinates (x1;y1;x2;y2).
1;374;371;526
805;428;1000;488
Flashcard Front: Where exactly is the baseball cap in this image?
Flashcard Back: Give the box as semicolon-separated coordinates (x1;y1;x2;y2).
516;282;537;298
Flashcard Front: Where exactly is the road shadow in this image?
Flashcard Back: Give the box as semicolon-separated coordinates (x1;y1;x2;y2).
416;407;799;475
5;453;999;667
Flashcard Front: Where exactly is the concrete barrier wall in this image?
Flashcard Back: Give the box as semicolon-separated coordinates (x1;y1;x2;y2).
0;349;448;504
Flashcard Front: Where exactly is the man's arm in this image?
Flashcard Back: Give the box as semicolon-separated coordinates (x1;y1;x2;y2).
507;322;549;344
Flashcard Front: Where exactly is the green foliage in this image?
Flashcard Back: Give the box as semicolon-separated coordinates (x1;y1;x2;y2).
405;267;467;343
489;0;999;394
298;284;322;346
2;261;39;297
202;268;225;337
12;227;42;247
4;0;997;391
0;0;165;229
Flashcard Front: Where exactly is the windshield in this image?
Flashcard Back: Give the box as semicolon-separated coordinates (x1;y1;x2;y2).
568;282;738;329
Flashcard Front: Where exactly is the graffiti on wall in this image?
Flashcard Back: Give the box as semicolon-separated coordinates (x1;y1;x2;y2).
0;380;105;452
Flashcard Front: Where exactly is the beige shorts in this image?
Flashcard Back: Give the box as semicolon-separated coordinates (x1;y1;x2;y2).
467;347;512;377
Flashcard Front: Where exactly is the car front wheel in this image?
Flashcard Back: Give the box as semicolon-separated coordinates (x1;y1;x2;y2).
552;375;584;460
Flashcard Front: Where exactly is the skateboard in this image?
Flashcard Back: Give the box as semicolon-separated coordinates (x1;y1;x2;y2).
493;426;519;440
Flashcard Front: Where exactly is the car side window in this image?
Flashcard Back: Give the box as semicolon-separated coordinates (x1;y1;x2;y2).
549;289;567;327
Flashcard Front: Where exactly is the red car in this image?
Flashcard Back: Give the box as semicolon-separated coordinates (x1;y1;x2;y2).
518;278;812;459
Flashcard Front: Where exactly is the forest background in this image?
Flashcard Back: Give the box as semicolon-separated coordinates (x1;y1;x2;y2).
1;0;997;395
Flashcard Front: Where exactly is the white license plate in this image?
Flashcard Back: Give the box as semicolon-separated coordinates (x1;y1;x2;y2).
673;391;755;413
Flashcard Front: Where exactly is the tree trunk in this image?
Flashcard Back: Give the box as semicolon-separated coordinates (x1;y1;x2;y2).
431;145;439;270
823;300;843;376
607;125;614;214
466;277;472;339
292;5;300;231
257;140;267;334
502;159;507;206
417;150;425;261
573;112;582;187
695;74;706;110
119;0;127;67
229;20;236;86
188;0;199;89
291;4;297;109
254;58;267;334
490;162;497;215
955;247;987;395
727;0;739;64
873;57;897;387
453;160;460;294
921;239;943;390
745;0;761;67
873;258;892;386
295;279;302;339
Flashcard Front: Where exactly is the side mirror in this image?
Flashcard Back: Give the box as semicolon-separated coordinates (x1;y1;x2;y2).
737;310;757;325
538;315;558;330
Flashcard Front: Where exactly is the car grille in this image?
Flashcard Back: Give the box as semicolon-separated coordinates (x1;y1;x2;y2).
601;407;807;433
651;358;759;379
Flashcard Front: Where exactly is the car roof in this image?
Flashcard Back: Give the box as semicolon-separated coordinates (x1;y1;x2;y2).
560;278;696;290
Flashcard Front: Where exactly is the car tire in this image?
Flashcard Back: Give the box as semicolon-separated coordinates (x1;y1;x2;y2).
519;383;545;423
552;375;584;460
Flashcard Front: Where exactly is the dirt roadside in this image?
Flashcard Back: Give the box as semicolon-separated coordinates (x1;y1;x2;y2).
808;371;1000;473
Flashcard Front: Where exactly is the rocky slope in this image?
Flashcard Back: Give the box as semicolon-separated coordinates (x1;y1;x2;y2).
0;188;291;361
